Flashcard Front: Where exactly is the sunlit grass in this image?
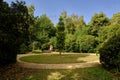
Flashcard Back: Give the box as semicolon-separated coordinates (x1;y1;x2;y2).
20;66;114;80
0;64;116;80
20;53;99;64
77;54;99;62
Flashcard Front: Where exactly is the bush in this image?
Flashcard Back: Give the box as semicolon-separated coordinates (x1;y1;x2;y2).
41;43;49;50
65;34;76;52
32;50;42;53
19;43;29;54
99;31;120;71
77;35;98;53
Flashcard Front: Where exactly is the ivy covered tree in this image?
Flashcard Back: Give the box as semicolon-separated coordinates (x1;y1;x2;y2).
56;17;65;55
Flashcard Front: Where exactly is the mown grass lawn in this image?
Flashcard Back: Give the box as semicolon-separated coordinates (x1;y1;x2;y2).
0;64;115;80
19;53;99;64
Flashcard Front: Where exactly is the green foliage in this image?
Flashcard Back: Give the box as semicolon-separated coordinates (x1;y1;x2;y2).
0;0;30;64
19;43;29;54
98;24;120;43
110;12;120;25
97;24;120;52
74;26;89;37
56;17;65;54
50;37;57;50
78;16;86;29
32;49;42;53
66;22;75;34
99;29;120;71
88;12;110;36
77;35;98;53
33;14;56;50
65;34;76;52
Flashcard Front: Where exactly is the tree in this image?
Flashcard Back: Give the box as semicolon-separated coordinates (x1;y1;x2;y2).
99;28;120;71
65;34;76;52
60;10;67;23
19;4;36;53
33;14;56;50
0;0;30;64
88;12;110;36
27;4;36;42
56;17;65;55
66;21;75;34
77;35;98;53
77;16;86;29
98;24;120;44
110;12;120;25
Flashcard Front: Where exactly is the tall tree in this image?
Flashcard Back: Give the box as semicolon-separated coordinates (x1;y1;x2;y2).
60;10;67;22
19;4;35;53
33;14;56;50
88;12;110;36
56;17;65;55
0;0;30;64
110;12;120;25
65;17;75;34
27;4;35;37
78;16;86;29
70;14;79;30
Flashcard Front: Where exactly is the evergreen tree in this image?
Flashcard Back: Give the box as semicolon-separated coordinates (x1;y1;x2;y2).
56;17;65;55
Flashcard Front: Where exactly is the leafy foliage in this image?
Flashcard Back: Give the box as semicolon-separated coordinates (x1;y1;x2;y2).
99;28;120;71
56;17;65;54
110;12;120;25
65;34;76;52
77;35;98;53
33;14;56;50
88;13;110;36
0;0;30;64
98;24;120;43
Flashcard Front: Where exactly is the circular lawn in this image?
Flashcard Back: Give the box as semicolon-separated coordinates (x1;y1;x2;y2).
19;53;99;64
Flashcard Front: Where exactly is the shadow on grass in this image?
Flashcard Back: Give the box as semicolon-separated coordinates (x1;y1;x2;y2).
0;64;118;80
47;65;114;80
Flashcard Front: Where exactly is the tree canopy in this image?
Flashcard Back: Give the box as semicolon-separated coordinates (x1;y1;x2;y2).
0;0;31;64
56;17;65;55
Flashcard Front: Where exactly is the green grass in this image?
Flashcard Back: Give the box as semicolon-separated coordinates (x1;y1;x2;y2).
0;64;115;80
20;54;99;64
24;66;114;80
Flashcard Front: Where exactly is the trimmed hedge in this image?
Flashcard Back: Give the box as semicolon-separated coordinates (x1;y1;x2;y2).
99;32;120;71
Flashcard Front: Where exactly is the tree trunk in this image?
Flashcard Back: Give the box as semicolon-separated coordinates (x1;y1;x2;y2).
59;51;62;55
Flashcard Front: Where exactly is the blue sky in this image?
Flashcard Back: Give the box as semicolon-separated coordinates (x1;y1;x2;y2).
4;0;120;24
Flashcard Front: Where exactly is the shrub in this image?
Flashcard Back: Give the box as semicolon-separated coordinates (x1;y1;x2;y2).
32;50;42;53
65;34;76;52
19;43;29;54
77;35;98;53
99;31;120;71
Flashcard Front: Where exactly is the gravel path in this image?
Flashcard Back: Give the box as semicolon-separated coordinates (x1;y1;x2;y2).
17;53;100;69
